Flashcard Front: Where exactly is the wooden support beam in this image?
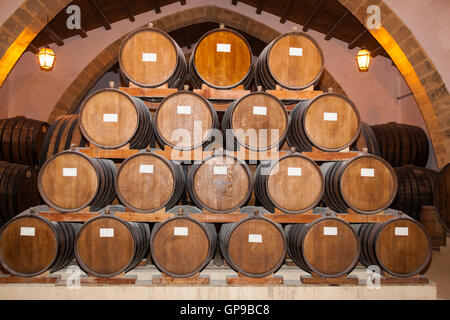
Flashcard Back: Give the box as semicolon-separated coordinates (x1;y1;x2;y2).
371;45;383;57
153;0;161;14
45;27;64;46
28;44;39;54
77;27;87;38
121;0;135;22
88;0;111;30
280;0;296;24
232;0;238;5
303;0;325;32
180;0;186;5
325;11;348;40
348;29;368;49
256;0;267;14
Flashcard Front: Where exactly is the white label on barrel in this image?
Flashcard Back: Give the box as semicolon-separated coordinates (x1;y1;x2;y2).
63;168;77;177
395;227;408;236
361;168;375;177
214;166;227;175
288;167;302;176
217;43;231;52
142;53;157;62
139;164;154;174
103;113;118;122
174;227;188;236
323;227;338;236
253;106;267;116
100;228;114;238
20;227;35;237
289;47;303;56
177;105;191;115
248;234;262;243
323;112;338;121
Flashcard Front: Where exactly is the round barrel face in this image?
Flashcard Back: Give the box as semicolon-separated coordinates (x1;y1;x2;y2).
80;90;138;148
268;33;323;89
376;219;430;276
340;156;396;213
193;156;251;212
39;153;98;210
302;219;358;276
231;93;287;150
435;164;450;231
228;219;285;276
267;156;323;212
76;217;135;276
194;30;252;88
304;94;359;150
120;29;178;86
152;219;209;276
156;93;213;149
117;154;175;212
0;217;57;276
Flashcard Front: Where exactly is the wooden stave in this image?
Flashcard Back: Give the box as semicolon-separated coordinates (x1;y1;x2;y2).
420;206;447;247
434;163;450;232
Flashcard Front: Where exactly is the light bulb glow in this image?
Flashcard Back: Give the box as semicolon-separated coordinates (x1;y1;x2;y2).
38;47;55;70
356;49;371;72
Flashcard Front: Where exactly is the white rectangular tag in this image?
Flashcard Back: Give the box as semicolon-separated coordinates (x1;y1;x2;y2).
323;112;338;121
214;166;227;175
395;227;408;236
63;168;77;177
100;228;114;238
139;164;154;174
288;167;302;176
324;227;338;236
217;43;231;52
248;234;262;243
361;168;375;177
20;227;35;237
103;113;118;123
174;227;188;236
289;47;303;56
177;105;191;115
253;106;267;116
142;53;157;62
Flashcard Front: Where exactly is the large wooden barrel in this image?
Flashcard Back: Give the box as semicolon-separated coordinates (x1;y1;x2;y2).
79;89;153;149
392;166;439;220
75;213;150;277
371;122;429;167
354;216;432;277
285;216;360;277
187;152;253;213
0;117;49;166
321;154;398;214
254;152;324;214
352;121;381;156
287;93;361;152
119;26;186;89
222;92;288;151
189;27;253;89
219;208;286;277
0;206;81;277
434;163;450;232
420;206;447;248
39;115;87;166
0;162;41;225
154;91;219;150
116;151;185;212
255;31;324;90
151;206;216;277
38;150;117;212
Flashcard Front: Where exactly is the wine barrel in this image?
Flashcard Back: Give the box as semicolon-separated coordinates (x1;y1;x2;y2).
0;206;81;277
0;117;49;166
187;152;253;213
38;150;117;212
151;206;216;277
392;166;439;220
189;26;253;89
321;154;398;214
75;213;150;277
116;151;185;212
287;93;361;152
39;115;87;166
219;207;286;277
255;31;324;90
254;152;324;214
285;216;360;277
354;216;432;277
119;26;186;89
435;163;450;232
79;89;153;149
0;162;40;225
352;121;381;156
420;206;447;248
154;91;219;150
222;92;288;151
371;122;429;167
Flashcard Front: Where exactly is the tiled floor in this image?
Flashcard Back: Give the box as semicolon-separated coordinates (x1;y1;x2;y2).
425;237;450;300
